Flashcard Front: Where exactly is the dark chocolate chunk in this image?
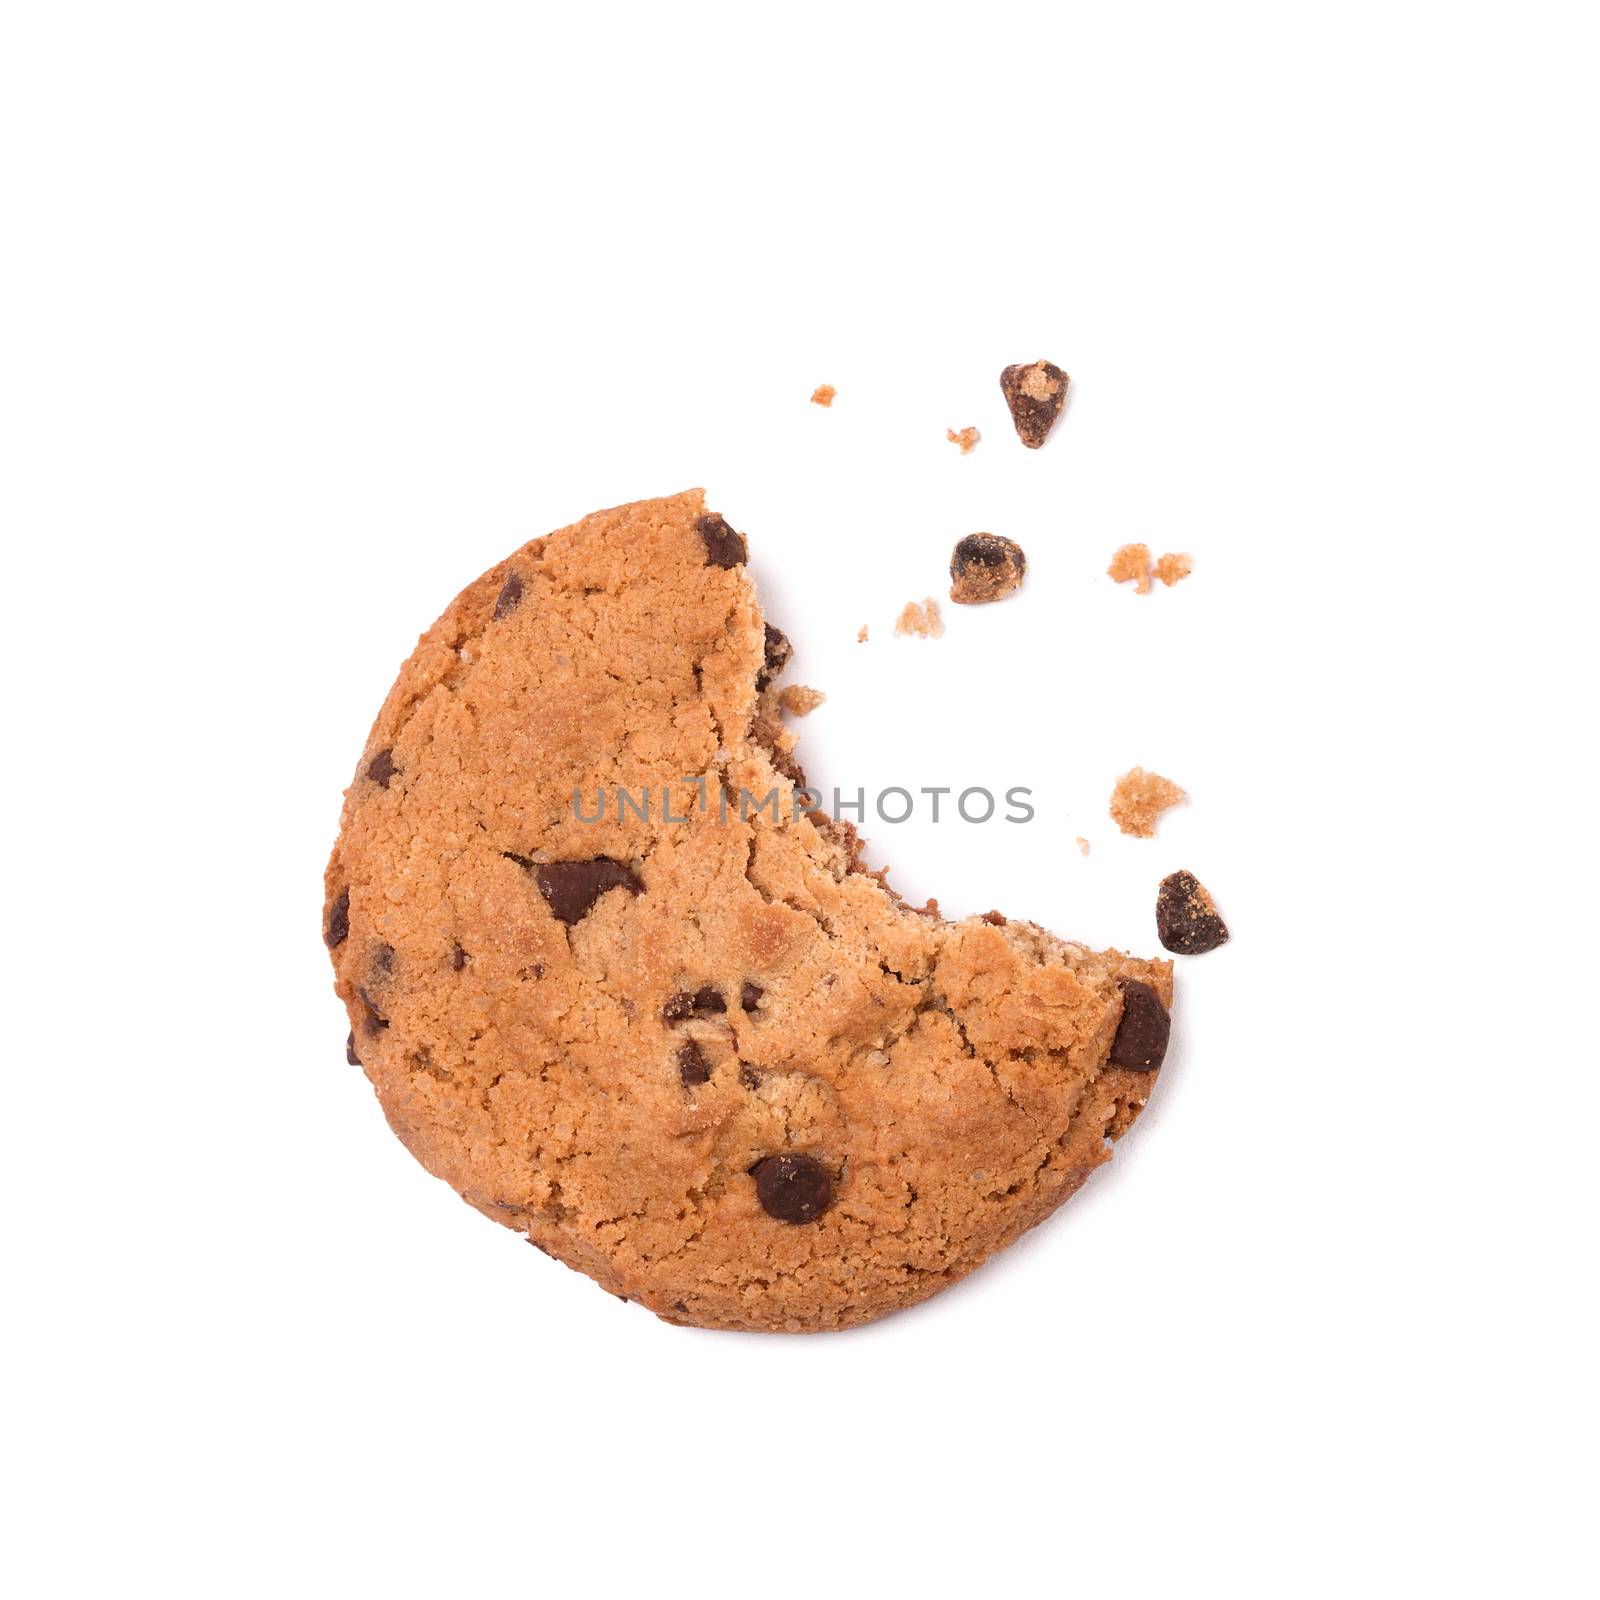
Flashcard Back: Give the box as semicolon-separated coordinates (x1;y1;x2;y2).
740;981;763;1013
756;623;792;690
345;1031;360;1066
677;1040;712;1087
750;1152;833;1224
696;512;748;568
1110;978;1170;1071
1155;871;1230;955
999;359;1069;449
949;533;1027;605
663;985;725;1021
366;747;398;788
325;889;349;949
450;943;467;971
494;571;524;619
692;983;725;1015
519;857;643;924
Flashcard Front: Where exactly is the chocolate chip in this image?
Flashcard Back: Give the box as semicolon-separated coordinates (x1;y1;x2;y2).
949;533;1027;605
692;983;725;1015
999;359;1069;449
345;1031;360;1066
1110;979;1169;1071
750;1153;833;1224
677;1040;712;1087
740;981;763;1013
372;942;395;976
357;986;389;1037
756;624;792;690
980;910;1007;926
325;889;349;949
366;747;398;787
1155;871;1230;955
696;512;748;568
450;943;467;971
739;1065;762;1089
494;571;524;619
663;985;724;1021
517;857;643;924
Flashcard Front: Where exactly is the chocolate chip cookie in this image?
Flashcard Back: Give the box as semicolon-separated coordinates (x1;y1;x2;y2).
324;490;1172;1332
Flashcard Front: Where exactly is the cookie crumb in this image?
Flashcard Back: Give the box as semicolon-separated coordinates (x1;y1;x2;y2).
810;384;836;407
779;685;826;717
946;426;980;454
856;625;868;643
950;533;1026;605
1000;360;1069;448
1076;836;1090;856
1108;543;1153;595
1154;552;1193;587
894;599;944;639
1109;768;1187;838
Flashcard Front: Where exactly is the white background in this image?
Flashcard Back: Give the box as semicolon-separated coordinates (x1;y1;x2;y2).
4;3;1596;1595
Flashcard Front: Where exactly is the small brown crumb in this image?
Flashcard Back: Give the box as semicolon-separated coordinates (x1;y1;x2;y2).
1000;360;1069;448
1109;768;1187;838
779;685;826;717
950;532;1026;605
1154;552;1193;587
946;426;980;454
856;625;868;643
1108;543;1153;595
894;599;944;639
810;384;836;407
1076;836;1090;856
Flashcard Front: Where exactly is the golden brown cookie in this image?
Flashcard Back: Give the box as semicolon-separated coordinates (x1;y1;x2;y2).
324;491;1173;1332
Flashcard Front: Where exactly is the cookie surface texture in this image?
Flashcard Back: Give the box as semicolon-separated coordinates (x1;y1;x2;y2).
325;490;1172;1332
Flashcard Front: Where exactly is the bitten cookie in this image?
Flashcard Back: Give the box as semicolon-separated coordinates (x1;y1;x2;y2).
324;490;1173;1332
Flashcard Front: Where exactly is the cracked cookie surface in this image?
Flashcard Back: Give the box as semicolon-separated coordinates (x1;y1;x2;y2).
325;490;1172;1332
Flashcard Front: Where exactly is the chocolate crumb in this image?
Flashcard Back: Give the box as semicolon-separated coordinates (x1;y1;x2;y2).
494;571;524;619
1000;360;1069;448
325;889;350;949
677;1040;712;1086
739;1065;762;1089
345;1031;360;1066
1156;870;1230;955
740;982;763;1013
450;943;467;971
756;623;792;691
366;747;398;788
949;533;1027;605
695;512;748;569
